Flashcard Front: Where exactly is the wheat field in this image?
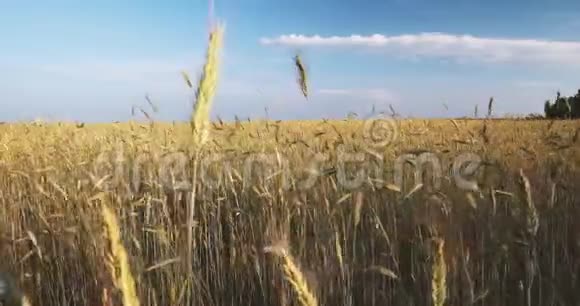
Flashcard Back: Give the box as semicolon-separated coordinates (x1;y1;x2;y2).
0;117;579;306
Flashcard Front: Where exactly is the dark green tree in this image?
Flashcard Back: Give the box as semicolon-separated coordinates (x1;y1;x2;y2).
544;100;554;118
571;90;580;118
544;89;580;119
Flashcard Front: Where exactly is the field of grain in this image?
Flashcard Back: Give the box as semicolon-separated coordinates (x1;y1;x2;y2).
0;118;579;306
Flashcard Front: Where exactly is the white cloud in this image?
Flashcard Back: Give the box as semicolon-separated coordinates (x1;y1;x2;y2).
260;33;580;65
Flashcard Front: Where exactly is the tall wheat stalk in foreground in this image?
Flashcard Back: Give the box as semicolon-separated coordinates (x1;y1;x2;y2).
264;243;318;306
101;201;140;306
190;22;225;146
432;238;447;306
186;21;225;272
518;169;539;306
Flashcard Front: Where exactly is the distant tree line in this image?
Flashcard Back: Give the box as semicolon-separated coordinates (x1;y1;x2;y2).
544;89;580;119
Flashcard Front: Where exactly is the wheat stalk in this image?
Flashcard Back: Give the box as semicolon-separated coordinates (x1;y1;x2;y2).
294;54;308;99
432;238;447;306
191;23;225;145
101;201;140;306
264;243;318;306
518;169;539;237
518;169;539;306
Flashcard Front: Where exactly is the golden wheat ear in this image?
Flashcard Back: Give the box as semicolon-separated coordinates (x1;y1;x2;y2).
191;22;225;146
431;238;447;306
101;201;140;306
264;242;318;306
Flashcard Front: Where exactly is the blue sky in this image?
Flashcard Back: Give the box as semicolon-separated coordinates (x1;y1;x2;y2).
1;0;580;122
